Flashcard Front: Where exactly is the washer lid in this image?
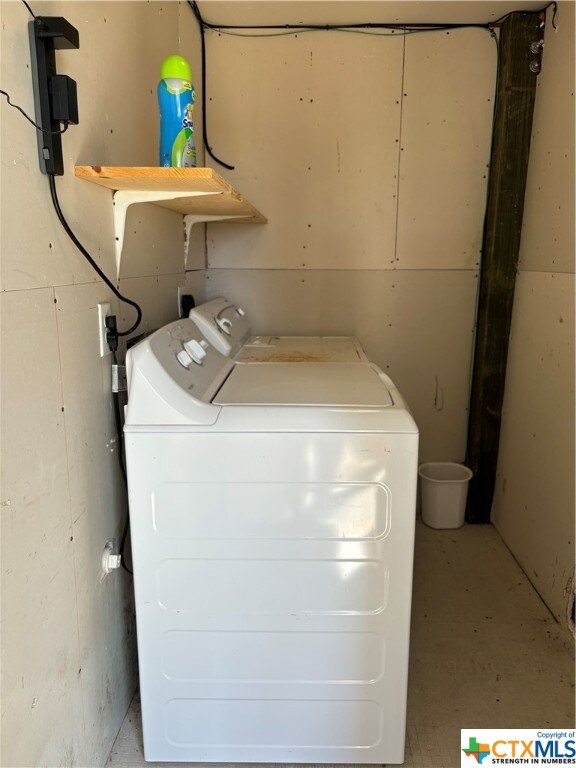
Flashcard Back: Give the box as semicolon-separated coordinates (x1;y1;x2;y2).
236;336;368;363
213;363;394;407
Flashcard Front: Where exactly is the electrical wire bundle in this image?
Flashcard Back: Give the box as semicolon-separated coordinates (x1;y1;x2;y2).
188;0;557;169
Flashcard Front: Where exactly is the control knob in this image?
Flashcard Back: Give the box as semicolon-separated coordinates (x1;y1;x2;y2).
216;317;232;335
184;338;208;364
177;338;209;367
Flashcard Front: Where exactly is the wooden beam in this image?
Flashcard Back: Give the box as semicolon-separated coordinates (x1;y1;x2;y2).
466;11;544;523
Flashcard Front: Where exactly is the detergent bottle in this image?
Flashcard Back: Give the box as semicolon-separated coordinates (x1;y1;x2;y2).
157;54;196;167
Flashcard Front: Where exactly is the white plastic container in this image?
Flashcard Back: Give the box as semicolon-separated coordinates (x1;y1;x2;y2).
418;462;473;529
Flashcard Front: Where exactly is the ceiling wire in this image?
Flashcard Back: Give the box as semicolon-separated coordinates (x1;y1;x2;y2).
189;1;234;169
190;1;556;33
188;1;556;170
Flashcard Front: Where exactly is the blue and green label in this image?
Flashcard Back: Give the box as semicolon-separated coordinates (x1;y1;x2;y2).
158;78;196;167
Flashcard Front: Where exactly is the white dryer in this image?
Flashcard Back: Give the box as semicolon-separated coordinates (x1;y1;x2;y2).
189;296;368;363
124;317;418;764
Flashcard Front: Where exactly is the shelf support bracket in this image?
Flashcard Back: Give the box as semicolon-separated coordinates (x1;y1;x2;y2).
112;189;221;275
183;213;248;264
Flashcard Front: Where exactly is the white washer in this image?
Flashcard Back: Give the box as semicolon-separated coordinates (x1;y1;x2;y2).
189;296;368;363
124;318;418;764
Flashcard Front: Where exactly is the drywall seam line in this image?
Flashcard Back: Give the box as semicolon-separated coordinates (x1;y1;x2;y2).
203;267;480;274
52;283;88;755
392;31;407;270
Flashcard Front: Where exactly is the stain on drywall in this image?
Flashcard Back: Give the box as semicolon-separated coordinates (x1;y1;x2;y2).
241;352;332;363
434;376;444;411
565;573;575;635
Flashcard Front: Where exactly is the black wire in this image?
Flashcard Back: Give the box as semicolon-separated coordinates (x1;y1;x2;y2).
48;174;142;337
0;89;68;135
48;178;137;573
189;1;234;170
25;0;134;574
111;350;133;575
189;0;556;173
190;1;487;33
204;21;488;31
490;1;557;29
190;0;555;31
20;0;36;19
548;1;559;29
118;508;133;575
112;365;127;487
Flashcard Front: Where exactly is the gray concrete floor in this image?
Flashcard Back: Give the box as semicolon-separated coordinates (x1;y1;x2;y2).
106;521;575;768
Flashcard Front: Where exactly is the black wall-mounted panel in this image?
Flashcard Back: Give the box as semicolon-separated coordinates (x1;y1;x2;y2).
28;17;79;175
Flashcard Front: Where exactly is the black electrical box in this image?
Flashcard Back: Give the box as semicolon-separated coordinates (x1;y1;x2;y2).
29;16;80;175
50;75;78;124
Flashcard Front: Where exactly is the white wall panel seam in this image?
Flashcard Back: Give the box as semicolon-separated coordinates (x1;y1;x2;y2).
393;33;407;270
517;266;576;276
1;272;193;293
51;284;88;747
0;284;78;295
205;267;478;274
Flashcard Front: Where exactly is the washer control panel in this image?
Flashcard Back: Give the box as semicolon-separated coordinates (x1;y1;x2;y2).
147;319;231;401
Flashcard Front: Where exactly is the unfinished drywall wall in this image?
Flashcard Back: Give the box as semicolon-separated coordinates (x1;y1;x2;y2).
186;1;498;462
492;2;575;629
0;3;203;765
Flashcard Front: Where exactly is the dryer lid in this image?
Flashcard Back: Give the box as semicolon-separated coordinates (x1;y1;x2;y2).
213;363;394;407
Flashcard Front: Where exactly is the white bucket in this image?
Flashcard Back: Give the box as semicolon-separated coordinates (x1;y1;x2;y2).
418;462;473;529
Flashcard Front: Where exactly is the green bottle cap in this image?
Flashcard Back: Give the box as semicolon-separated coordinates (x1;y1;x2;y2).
160;54;192;82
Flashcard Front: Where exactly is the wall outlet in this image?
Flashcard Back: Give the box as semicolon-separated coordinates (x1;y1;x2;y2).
177;288;195;318
97;303;112;357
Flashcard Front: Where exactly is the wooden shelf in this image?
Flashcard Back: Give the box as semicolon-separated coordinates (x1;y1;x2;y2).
75;166;266;275
75;166;266;222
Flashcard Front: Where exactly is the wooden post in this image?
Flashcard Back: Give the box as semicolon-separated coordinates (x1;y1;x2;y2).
466;11;544;523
